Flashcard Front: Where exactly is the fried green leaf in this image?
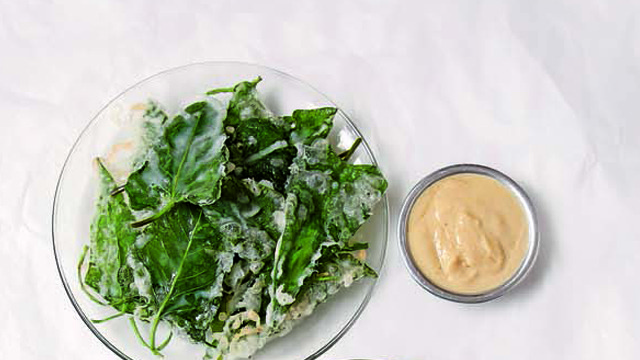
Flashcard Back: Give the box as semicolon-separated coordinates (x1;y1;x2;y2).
270;139;387;307
125;99;228;227
138;204;233;349
84;158;142;313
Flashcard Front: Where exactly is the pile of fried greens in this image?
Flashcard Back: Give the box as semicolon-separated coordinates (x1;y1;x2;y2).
79;78;388;359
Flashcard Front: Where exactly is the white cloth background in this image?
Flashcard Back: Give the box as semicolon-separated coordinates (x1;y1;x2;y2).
2;0;640;359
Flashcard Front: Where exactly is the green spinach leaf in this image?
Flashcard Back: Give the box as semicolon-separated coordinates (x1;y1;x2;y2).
270;139;387;307
137;204;233;351
285;107;337;146
218;78;295;190
84;158;143;313
125;99;228;227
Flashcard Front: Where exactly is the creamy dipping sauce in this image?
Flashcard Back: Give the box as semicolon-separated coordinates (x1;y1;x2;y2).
407;173;528;295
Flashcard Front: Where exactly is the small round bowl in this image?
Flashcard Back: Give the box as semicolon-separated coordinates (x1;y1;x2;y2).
52;61;389;360
398;164;539;304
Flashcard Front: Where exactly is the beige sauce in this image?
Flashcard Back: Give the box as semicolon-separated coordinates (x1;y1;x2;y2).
407;173;528;294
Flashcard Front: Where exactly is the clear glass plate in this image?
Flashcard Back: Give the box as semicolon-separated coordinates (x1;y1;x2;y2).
52;62;389;360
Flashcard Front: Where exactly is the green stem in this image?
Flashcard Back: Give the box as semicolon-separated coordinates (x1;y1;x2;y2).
244;140;289;164
203;340;217;348
338;137;362;162
92;311;125;324
157;331;174;351
337;242;369;255
129;317;153;352
248;76;262;87
96;157;116;182
148;212;202;352
345;241;369;251
77;245;107;306
206;86;235;95
205;76;262;95
131;201;175;228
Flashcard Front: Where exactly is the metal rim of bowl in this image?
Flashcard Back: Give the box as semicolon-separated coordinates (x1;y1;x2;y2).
398;163;540;304
51;60;390;360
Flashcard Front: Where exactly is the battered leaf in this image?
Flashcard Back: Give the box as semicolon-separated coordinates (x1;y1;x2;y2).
285;107;337;146
217;78;339;192
137;204;233;350
266;252;376;336
218;78;294;190
125;99;228;227
270;139;387;308
208;77;273;127
84;158;142;313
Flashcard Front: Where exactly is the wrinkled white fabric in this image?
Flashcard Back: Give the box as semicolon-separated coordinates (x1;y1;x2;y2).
1;0;640;359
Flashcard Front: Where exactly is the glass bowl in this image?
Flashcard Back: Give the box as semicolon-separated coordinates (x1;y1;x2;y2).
52;62;389;360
